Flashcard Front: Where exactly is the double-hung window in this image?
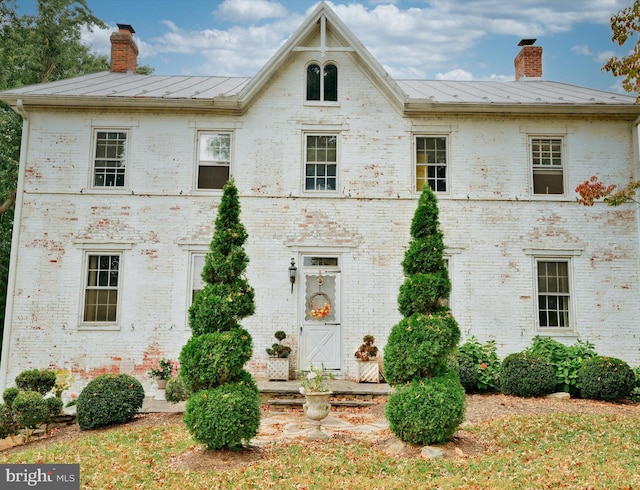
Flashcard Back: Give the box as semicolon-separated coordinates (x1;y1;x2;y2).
415;136;447;192
306;63;338;102
197;132;231;190
93;130;127;188
531;137;564;195
536;259;571;329
83;254;120;324
305;134;337;191
191;253;206;303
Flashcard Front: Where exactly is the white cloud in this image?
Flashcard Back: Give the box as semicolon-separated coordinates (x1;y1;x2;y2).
571;44;593;56
436;69;474;81
214;0;288;22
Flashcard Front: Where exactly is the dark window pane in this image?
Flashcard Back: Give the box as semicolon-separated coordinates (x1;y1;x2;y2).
198;166;229;189
307;64;320;100
324;64;338;101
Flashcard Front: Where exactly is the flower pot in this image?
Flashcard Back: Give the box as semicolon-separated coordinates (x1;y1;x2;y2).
355;360;380;383
267;357;290;381
155;379;167;400
303;391;332;440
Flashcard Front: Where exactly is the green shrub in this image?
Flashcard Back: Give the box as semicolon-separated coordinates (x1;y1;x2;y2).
12;391;48;429
184;381;261;450
526;336;597;395
383;311;460;385
188;281;255;335
631;366;640;403
451;352;478;392
578;356;635;402
500;352;556;398
2;387;19;406
165;376;189;404
15;369;56;395
179;328;253;392
0;403;18;440
458;337;501;392
397;271;451;317
46;396;63;418
385;370;466;445
76;374;145;430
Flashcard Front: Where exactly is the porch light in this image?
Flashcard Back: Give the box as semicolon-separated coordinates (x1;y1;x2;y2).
288;258;297;293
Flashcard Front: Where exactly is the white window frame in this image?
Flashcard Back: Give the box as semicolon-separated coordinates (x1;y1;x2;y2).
79;250;124;329
196;131;232;191
190;252;207;304
529;136;566;197
414;134;449;194
91;129;129;190
305;61;339;105
303;133;339;194
533;257;574;332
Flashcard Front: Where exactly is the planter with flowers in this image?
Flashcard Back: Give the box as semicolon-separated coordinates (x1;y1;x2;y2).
299;363;334;440
147;358;179;400
266;330;292;381
354;334;380;383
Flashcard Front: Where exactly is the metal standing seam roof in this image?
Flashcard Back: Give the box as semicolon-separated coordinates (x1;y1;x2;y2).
0;70;637;107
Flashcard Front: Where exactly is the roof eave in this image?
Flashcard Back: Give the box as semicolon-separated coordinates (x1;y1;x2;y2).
0;94;243;114
403;101;640;116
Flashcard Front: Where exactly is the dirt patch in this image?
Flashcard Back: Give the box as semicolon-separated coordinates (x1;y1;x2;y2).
2;394;638;470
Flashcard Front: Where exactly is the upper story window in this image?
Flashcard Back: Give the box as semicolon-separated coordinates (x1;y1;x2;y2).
415;136;447;193
93;130;127;188
305;134;337;191
531;137;564;195
197;132;231;190
306;62;338;102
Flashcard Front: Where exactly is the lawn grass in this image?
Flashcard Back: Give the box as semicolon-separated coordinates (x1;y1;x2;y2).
1;412;638;489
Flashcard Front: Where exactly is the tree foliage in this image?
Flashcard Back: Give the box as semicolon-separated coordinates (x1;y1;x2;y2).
603;1;640;99
575;176;640;206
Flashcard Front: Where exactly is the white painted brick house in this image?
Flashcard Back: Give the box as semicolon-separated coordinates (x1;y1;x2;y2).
1;2;639;393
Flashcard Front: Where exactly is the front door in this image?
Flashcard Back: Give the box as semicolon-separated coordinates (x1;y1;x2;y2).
299;256;341;371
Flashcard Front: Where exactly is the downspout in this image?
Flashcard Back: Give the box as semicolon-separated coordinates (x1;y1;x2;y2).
0;99;29;391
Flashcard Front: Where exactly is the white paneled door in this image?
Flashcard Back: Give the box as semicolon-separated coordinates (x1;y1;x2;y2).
299;257;341;371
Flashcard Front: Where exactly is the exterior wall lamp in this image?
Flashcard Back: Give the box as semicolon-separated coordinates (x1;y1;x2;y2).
288;258;297;293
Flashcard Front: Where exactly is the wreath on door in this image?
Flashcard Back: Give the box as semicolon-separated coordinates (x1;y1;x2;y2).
308;292;332;320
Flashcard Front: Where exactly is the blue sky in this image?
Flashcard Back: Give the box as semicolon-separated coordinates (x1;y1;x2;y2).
18;0;638;93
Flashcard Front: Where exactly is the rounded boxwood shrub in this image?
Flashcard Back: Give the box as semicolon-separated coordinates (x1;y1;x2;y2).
183;380;261;450
12;391;48;429
76;374;145;430
383;311;460;385
15;369;56;395
384;370;466;445
578;356;635;402
452;352;478;392
179;328;253;392
3;387;19;407
0;403;17;440
165;376;189;404
500;352;556;398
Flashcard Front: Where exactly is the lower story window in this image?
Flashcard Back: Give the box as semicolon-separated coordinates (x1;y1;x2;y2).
537;260;570;328
84;254;120;323
191;253;206;303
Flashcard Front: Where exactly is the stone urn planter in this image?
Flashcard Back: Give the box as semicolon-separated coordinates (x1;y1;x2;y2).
355;360;380;383
267;357;290;381
302;391;332;439
155;379;168;400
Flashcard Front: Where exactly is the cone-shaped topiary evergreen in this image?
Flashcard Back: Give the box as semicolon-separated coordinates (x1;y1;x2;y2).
180;179;261;450
383;186;465;445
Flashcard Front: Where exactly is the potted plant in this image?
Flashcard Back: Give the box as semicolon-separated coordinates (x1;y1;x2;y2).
147;358;179;398
299;363;334;439
266;331;292;381
354;335;380;383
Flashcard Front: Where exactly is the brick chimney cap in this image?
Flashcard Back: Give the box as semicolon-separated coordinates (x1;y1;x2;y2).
518;39;536;46
116;23;135;34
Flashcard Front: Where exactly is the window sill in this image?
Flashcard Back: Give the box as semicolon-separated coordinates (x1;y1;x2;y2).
77;324;121;331
535;329;578;338
304;101;340;108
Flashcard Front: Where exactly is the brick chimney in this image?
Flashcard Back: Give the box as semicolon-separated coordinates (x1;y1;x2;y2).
110;24;138;74
514;39;542;81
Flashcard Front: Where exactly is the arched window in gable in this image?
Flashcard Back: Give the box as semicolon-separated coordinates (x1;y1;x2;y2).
306;62;338;102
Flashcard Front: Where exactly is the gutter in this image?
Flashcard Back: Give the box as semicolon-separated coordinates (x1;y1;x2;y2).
0;99;29;391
